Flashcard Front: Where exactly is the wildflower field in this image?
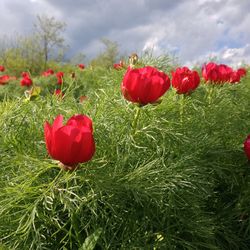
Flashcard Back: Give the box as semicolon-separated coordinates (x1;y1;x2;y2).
0;55;250;249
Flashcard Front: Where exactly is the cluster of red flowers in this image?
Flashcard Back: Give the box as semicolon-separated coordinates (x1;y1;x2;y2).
121;64;247;105
121;66;201;105
41;64;86;95
0;65;17;85
121;65;250;166
1;62;249;168
202;62;246;84
42;69;54;77
20;72;33;87
0;63;87;93
41;66;83;96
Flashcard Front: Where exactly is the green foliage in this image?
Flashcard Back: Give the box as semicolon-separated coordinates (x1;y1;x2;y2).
140;49;178;73
0;15;67;75
90;39;119;68
0;61;250;249
34;15;67;69
70;52;87;65
0;35;44;76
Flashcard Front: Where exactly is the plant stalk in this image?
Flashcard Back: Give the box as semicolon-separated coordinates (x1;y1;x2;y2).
132;106;141;136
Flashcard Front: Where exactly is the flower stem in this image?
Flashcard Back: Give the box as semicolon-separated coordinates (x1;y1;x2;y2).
132;106;141;136
180;94;185;123
207;84;214;105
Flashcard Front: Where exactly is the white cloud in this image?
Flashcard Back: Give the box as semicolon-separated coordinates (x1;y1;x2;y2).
187;44;250;67
219;45;250;66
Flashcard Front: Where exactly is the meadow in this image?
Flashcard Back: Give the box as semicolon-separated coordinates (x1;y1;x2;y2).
0;55;250;249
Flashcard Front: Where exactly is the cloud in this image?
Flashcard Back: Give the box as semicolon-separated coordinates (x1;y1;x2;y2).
186;44;250;68
0;0;249;65
214;44;250;66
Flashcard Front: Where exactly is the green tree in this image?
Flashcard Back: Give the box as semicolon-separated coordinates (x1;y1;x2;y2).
0;34;44;76
70;52;87;65
90;38;119;68
34;15;67;69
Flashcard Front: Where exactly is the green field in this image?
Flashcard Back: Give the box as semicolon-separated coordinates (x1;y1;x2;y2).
0;57;250;249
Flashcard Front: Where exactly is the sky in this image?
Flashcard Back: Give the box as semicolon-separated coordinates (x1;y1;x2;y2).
0;0;249;66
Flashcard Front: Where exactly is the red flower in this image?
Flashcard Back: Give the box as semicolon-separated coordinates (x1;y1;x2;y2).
57;77;62;85
44;114;95;167
218;64;233;82
56;72;64;85
229;67;247;83
20;77;32;87
237;68;247;78
56;72;64;78
114;61;124;70
202;62;235;84
78;64;85;69
244;135;250;160
202;62;219;82
0;65;5;72
54;89;64;97
21;72;30;78
42;69;54;77
229;71;241;83
0;75;10;85
121;66;170;105
171;67;200;94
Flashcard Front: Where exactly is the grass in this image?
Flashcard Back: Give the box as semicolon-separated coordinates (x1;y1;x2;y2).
0;59;250;249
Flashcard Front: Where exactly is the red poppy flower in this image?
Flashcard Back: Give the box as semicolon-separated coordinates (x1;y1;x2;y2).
42;69;54;77
56;72;64;78
21;72;30;78
0;65;5;72
121;66;170;105
0;75;10;85
44;114;95;168
54;89;64;97
229;71;241;83
218;64;233;82
56;72;64;85
202;62;235;84
78;64;85;69
202;62;219;83
20;77;32;87
114;61;124;70
57;77;62;85
244;135;250;160
171;67;200;94
237;68;247;78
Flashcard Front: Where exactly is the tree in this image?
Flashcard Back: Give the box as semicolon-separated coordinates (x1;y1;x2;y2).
0;34;19;65
34;15;66;69
0;34;45;75
90;38;119;68
70;52;87;65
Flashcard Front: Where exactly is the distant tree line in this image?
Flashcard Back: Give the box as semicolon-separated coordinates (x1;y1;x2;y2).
0;15;121;75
